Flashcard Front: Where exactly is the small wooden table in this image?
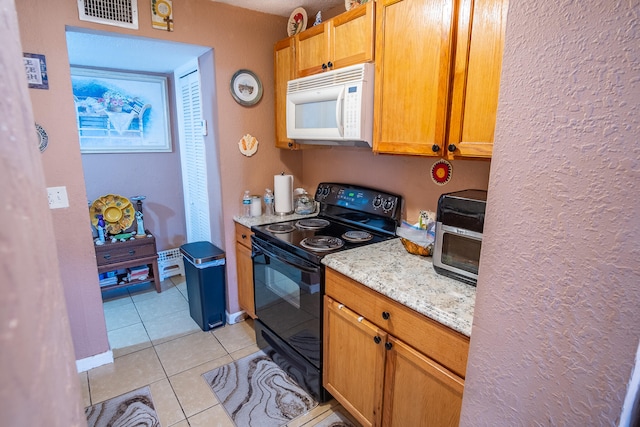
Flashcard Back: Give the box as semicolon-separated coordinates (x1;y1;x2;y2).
94;233;161;293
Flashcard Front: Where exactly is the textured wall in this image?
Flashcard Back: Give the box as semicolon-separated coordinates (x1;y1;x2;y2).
1;0;84;423
461;0;640;425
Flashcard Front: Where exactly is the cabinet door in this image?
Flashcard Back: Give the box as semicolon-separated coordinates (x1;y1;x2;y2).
330;1;375;70
447;0;509;159
296;24;328;77
236;242;255;318
383;336;464;427
324;296;386;427
373;0;455;156
274;37;298;149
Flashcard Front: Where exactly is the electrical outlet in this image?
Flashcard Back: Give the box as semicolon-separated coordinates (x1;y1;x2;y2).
47;186;69;209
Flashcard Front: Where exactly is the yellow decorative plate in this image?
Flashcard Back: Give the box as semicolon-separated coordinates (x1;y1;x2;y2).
90;194;135;234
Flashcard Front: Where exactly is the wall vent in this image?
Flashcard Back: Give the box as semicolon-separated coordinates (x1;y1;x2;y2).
77;0;139;29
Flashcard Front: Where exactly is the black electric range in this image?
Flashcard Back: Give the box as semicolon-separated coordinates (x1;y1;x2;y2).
250;183;403;402
251;182;403;264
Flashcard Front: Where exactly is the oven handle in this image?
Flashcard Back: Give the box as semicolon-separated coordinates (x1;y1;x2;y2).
251;237;320;275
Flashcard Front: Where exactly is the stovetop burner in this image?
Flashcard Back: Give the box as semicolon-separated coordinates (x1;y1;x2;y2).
342;230;373;242
296;218;330;230
265;223;296;233
300;236;345;251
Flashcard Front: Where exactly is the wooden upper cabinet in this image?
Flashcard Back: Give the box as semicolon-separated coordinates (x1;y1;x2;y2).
446;0;509;159
274;37;298;149
373;0;456;156
296;2;375;77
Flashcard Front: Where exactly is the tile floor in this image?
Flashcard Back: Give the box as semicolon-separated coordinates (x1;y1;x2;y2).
79;275;357;427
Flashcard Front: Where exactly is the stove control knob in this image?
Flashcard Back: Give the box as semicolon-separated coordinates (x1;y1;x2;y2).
383;199;395;212
322;186;331;197
373;195;383;208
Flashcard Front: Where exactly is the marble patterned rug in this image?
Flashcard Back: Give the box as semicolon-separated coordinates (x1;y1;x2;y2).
85;386;159;427
203;349;318;427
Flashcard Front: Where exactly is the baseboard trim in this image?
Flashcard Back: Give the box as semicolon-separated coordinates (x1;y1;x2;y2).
76;350;113;373
226;310;248;325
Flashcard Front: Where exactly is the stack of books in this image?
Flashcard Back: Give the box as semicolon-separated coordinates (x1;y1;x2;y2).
99;271;118;287
128;265;149;282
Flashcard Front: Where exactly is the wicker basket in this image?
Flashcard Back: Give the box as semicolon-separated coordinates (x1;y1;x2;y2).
400;238;433;257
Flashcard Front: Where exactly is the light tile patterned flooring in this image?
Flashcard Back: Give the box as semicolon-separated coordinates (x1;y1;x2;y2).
79;275;352;427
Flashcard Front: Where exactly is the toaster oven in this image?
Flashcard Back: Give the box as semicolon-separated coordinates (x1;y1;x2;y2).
433;189;487;285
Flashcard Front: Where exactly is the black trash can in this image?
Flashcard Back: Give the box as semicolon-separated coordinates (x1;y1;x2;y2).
180;242;226;331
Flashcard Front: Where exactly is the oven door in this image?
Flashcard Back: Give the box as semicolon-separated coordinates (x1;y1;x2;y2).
251;236;322;368
433;222;483;285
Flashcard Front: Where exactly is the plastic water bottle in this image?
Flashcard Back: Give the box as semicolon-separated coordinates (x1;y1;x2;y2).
242;190;251;217
264;188;275;216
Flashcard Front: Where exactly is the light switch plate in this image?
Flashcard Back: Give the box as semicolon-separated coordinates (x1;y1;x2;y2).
47;186;69;209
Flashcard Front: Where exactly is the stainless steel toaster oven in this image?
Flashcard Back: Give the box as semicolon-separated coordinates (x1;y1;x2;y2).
433;189;487;285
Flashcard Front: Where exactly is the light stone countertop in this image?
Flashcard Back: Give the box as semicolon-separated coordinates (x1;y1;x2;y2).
322;238;476;337
233;211;318;228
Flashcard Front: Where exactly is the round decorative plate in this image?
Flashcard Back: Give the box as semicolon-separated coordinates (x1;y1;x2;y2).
36;123;48;152
230;69;263;106
345;0;369;11
287;7;308;36
238;134;258;156
431;159;452;185
89;194;135;234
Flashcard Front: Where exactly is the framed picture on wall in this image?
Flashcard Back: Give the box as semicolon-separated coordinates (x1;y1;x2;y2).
71;67;172;153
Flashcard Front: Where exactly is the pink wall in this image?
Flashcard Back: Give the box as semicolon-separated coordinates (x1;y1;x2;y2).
460;0;640;424
302;148;491;221
1;1;84;423
16;0;295;360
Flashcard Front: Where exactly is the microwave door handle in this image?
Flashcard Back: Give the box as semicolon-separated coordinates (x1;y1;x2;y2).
336;86;345;137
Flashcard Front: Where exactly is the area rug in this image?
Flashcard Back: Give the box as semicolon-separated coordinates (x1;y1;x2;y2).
203;349;318;427
85;386;159;427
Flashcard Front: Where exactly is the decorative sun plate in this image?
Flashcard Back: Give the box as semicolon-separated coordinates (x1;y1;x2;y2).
89;194;135;234
431;159;452;185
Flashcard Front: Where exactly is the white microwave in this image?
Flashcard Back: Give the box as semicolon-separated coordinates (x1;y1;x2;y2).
286;63;374;147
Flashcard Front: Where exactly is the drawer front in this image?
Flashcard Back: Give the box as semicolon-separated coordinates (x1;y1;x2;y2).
235;223;253;249
95;240;157;266
325;268;470;378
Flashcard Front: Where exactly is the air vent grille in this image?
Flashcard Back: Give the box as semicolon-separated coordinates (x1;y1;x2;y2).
77;0;139;29
288;65;367;93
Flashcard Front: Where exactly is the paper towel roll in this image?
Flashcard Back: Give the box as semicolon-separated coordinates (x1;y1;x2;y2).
274;174;293;214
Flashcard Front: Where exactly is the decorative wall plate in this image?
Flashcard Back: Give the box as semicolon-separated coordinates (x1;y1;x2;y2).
431;159;452;185
230;69;263;106
345;0;368;11
287;7;308;36
35;123;48;152
238;134;258;156
90;194;135;234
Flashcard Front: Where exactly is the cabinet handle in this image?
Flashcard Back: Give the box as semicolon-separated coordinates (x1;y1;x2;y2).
373;336;381;344
288;142;294;148
241;234;247;239
322;63;328;70
128;250;135;255
103;254;111;260
448;144;457;152
431;144;440;152
385;342;393;350
382;311;390;320
327;61;333;68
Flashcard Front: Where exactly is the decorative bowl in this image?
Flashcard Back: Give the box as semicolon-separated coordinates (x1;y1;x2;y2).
400;238;433;257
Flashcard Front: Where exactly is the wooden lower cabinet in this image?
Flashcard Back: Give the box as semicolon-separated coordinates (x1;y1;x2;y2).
382;336;464;426
234;223;256;318
324;296;386;427
324;268;468;426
